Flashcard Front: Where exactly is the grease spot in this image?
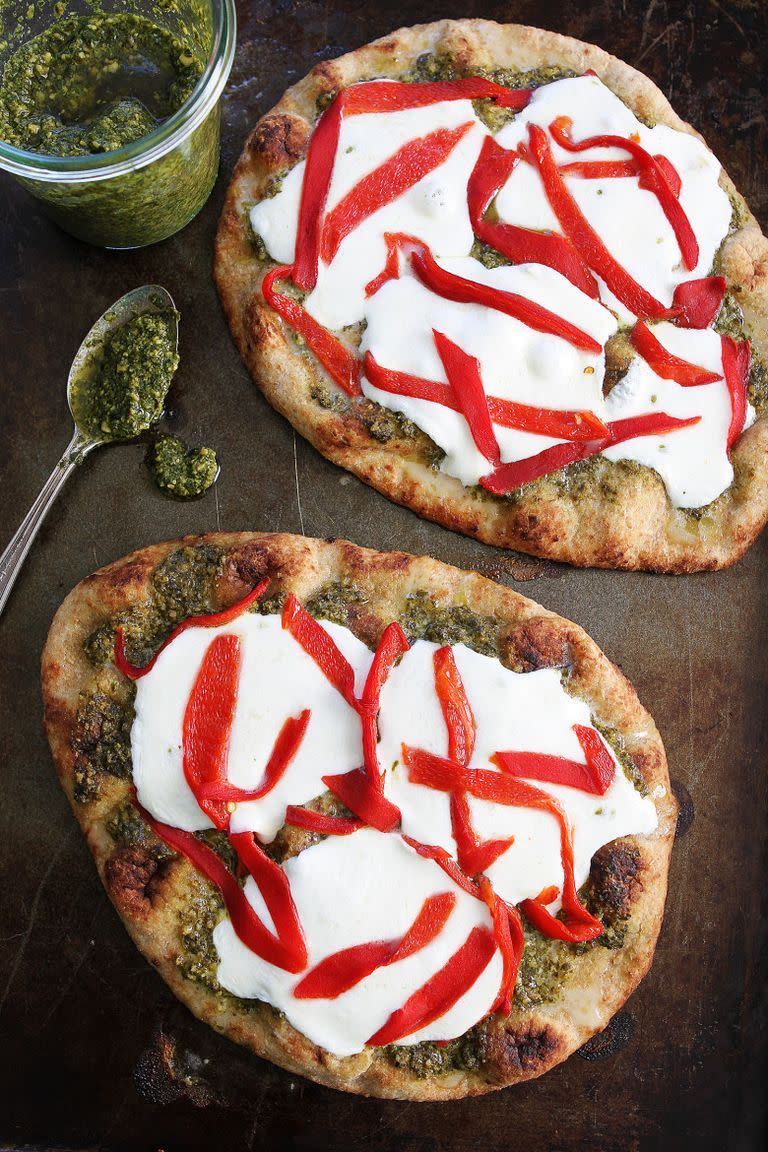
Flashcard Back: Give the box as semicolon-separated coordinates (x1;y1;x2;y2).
671;778;695;840
577;1010;634;1061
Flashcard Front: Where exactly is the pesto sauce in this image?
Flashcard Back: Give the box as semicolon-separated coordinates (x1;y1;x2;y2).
148;435;219;498
387;1028;482;1078
399;591;500;657
72;688;135;803
71;311;179;441
715;293;768;411
304;578;366;627
0;12;202;156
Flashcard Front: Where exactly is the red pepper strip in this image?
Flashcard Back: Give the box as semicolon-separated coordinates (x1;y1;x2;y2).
450;792;515;875
479;876;524;1016
282;593;358;708
672;276;725;329
403;836;481;898
284;806;363;836
631;321;722;386
365;233;403;297
467;136;599;298
480;411;701;494
341;79;532;116
535;885;560;905
114;580;269;681
403;748;603;943
293;95;344;290
528;123;679;320
262;265;362;396
549;117;698;272
321;123;472;264
493;723;615;796
198;710;311;805
721;334;751;451
367;925;497;1046
294;892;455;1000
560;156;682;196
410;239;602;353
433;329;501;466
182;634;243;830
361;622;410;789
229;830;309;967
137;802;307;972
363;351;609;441
322;768;401;833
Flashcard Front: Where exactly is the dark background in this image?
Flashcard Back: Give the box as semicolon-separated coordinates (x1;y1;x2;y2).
1;2;766;1149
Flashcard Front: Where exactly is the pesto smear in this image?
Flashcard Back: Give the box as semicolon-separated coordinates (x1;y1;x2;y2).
71;311;179;441
149;434;218;497
0;12;202;156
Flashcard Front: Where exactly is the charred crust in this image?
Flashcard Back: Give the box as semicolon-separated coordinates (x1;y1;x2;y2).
479;1019;564;1082
105;846;170;920
501;616;572;673
588;841;644;920
246;113;309;169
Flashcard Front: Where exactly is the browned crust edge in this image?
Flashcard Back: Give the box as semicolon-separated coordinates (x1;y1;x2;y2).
41;531;676;1099
214;18;768;573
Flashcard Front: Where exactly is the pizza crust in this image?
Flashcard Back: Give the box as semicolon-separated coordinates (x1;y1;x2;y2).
214;18;768;573
42;532;676;1099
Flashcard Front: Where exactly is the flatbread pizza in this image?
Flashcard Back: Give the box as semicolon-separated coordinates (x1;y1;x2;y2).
215;19;768;572
42;532;676;1099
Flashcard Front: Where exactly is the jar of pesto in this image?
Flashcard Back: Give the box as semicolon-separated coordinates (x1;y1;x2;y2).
0;0;235;247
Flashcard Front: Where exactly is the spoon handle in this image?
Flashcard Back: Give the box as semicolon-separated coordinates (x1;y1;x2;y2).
0;431;88;619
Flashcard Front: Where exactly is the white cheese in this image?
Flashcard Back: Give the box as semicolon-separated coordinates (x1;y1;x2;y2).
379;640;658;909
131;613;372;841
214;828;502;1056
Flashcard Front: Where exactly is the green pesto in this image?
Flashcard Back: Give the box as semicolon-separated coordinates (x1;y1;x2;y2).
592;718;648;796
0;12;202;155
71;312;179;441
386;1026;482;1078
715;293;768;411
106;797;170;858
72;688;135;803
148;435;219;498
470;236;510;270
399;591;499;657
514;925;573;1008
305;578;366;627
472;65;577;132
177;883;225;990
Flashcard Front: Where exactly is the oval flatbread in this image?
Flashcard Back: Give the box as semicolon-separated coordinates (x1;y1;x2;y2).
215;19;768;572
42;532;676;1099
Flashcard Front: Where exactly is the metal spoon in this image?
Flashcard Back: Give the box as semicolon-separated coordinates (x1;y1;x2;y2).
0;285;178;618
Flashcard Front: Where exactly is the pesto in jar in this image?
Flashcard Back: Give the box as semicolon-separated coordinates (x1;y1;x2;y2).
148;434;219;497
70;311;179;440
0;12;202;156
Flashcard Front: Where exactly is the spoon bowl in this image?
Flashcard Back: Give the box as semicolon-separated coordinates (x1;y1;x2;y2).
0;285;178;617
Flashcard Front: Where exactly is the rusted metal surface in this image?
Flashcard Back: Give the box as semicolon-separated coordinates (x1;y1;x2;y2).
0;2;766;1149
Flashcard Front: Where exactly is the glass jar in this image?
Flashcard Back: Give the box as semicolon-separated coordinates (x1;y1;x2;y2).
0;0;236;248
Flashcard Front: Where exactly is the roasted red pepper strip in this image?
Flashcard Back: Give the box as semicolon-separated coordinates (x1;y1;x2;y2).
293;95;344;290
284;806;363;836
721;334;751;452
262;265;362;396
365;233;403;297
549;117;698;271
672;276;725;329
282;593;358;708
137;802;307;972
198;710;311;805
560;155;682;197
364;350;608;441
321;122;472;264
433;329;500;466
480;411;701;494
450;791;514;875
493;724;615;797
479;876;524;1016
528;123;679;320
403;836;481;898
631;321;722;386
367;924;497;1046
410;239;602;353
341;78;532;116
114;580;269;681
403;748;603;943
361;623;410;788
322;768;401;832
467;136;598;298
535;885;560;905
294;892;455;1000
229;830;309;967
183;634;243;830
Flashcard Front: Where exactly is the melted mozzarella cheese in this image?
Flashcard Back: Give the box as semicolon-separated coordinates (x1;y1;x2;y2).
214;828;502;1056
361;257;617;485
603;323;756;508
379;641;658;908
131;613;372;841
494;75;731;324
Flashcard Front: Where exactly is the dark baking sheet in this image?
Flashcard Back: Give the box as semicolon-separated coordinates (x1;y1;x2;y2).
1;1;766;1149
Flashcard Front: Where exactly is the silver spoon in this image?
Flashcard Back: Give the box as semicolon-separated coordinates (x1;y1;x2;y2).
0;285;178;618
